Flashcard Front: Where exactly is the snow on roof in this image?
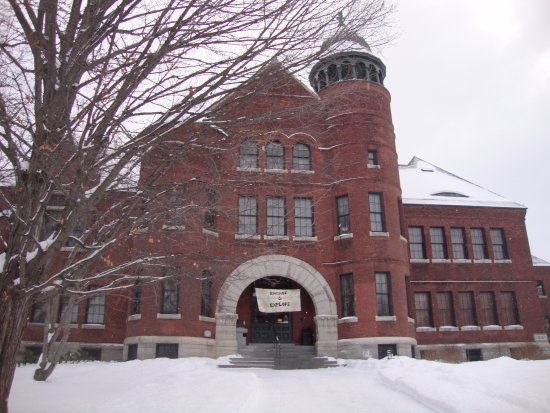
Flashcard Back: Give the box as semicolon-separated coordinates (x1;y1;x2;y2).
532;256;550;267
399;157;525;209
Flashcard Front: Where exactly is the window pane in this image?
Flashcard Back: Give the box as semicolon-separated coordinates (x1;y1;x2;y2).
375;272;392;316
369;193;385;232
501;291;520;325
437;292;455;326
60;296;79;323
239;140;258;168
294;198;314;237
266;197;285;236
414;292;433;327
429;227;447;259
266;141;284;169
161;279;179;314
31;301;47;323
490;228;508;260
336;196;350;234
367;150;378;166
340;273;355;317
451;228;467;259
408;227;425;259
238;196;258;234
479;292;498;326
86;295;105;324
459;292;477;326
471;228;487;260
201;271;213;317
292;143;311;170
156;344;178;359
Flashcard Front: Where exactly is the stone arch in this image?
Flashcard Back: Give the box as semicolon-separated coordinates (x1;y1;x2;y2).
215;255;338;357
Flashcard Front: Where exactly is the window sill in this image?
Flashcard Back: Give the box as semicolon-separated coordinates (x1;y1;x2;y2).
431;259;451;263
157;313;181;320
534;333;548;342
416;327;436;332
202;228;218;237
504;325;523;330
410;259;429;263
264;168;288;174
452;259;472;264
375;315;396;322
60;247;75;252
334;233;353;241
482;325;502;331
198;315;215;323
338;316;358;324
128;314;141;321
439;326;459;332
236;167;261;172
473;259;492;264
460;325;481;331
131;227;149;234
162;225;186;231
494;259;512;264
264;235;289;241
82;323;105;330
370;231;389;237
235;234;261;240
400;236;408;243
408;317;415;324
290;169;314;174
292;236;318;242
27;322;45;326
367;164;381;169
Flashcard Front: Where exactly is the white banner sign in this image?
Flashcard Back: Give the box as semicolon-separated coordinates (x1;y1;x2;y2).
255;288;301;313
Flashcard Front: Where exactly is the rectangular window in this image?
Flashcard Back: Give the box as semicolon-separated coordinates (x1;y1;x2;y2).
336;195;350;234
266;197;286;236
155;343;178;359
200;271;213;318
405;276;413;318
408;227;426;259
85;291;105;324
375;272;392;316
479;292;498;326
414;292;433;327
501;291;520;325
450;228;468;259
436;292;455;326
471;228;488;260
294;198;314;237
238;196;258;235
367;150;378;166
429;227;447;259
161;278;179;314
490;228;509;260
31;301;47;323
130;281;141;316
459;292;477;326
369;193;385;232
536;280;546;297
466;349;483;362
164;185;186;228
340;273;355;317
59;296;79;324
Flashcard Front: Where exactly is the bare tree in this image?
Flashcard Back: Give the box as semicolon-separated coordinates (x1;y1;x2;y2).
0;0;394;410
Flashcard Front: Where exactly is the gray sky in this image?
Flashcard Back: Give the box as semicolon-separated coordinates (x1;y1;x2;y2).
381;0;550;261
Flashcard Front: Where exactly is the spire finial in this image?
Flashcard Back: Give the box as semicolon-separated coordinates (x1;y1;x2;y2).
336;11;345;27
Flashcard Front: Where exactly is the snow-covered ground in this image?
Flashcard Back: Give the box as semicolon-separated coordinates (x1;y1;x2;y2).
10;356;550;413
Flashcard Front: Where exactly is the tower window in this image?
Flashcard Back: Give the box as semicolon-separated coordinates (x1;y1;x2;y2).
369;193;385;232
356;62;367;79
160;278;179;315
375;272;392;316
340;273;355;317
336;195;350;235
328;64;338;84
367;150;378;166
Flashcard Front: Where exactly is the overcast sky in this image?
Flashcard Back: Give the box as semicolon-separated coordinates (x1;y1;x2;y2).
380;0;550;261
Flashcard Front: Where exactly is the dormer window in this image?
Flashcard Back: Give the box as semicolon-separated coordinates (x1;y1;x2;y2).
432;192;468;198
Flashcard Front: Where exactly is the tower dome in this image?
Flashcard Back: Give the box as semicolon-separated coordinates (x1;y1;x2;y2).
309;25;386;92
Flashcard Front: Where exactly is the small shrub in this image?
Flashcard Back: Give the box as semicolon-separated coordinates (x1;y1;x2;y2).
60;349;96;363
17;349;39;366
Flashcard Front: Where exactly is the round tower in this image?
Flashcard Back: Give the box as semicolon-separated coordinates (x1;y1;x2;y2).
311;26;415;358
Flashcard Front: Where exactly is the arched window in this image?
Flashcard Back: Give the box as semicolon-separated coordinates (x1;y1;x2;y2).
340;61;353;80
356;62;367;79
317;70;327;91
239;140;258;168
368;64;378;82
328;64;338;84
266;141;284;170
293;143;311;171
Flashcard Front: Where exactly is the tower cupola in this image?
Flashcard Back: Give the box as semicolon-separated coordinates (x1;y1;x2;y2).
309;24;386;92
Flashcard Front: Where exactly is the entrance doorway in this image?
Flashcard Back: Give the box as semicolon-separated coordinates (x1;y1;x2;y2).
250;278;293;344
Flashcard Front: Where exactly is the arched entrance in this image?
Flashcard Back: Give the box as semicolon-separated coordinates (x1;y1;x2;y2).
215;255;338;357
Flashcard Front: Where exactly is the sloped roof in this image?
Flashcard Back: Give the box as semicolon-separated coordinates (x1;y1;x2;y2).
532;256;550;267
399;157;525;209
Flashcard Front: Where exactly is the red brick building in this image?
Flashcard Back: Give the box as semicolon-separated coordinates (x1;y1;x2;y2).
21;29;550;362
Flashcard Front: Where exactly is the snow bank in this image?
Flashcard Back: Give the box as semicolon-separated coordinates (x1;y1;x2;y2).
10;357;550;413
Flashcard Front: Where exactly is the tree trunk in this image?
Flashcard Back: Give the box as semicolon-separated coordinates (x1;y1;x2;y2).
0;287;31;413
